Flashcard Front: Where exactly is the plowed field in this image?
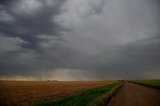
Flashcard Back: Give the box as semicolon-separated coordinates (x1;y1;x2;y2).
0;81;115;106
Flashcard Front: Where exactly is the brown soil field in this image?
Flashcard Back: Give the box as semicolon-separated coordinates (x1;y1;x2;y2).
108;82;160;106
0;81;115;106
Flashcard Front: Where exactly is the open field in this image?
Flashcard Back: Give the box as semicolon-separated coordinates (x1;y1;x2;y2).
131;80;160;89
0;80;116;106
1;80;160;106
108;81;160;106
38;81;123;106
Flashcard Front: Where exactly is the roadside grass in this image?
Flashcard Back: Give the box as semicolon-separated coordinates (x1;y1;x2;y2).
36;81;123;106
88;81;123;106
131;80;160;89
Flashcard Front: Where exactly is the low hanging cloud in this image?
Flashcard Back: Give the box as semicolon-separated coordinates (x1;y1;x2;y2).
0;0;160;80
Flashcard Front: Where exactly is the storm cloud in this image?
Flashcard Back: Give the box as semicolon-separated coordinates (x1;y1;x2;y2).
0;0;160;80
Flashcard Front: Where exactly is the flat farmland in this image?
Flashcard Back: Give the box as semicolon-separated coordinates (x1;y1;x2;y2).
0;81;116;106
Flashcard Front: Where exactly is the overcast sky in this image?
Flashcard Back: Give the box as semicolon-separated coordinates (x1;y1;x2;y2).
0;0;160;80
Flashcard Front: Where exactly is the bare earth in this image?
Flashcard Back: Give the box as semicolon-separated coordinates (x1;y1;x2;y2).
108;82;160;106
0;81;115;106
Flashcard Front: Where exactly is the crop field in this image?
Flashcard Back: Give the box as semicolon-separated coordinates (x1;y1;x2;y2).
0;80;116;106
131;80;160;89
38;81;123;106
1;80;160;106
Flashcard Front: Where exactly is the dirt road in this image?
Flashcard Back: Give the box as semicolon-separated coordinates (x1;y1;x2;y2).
108;82;160;106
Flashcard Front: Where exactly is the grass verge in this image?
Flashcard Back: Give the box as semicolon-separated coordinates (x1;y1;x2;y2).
88;81;123;106
131;80;160;89
36;81;124;106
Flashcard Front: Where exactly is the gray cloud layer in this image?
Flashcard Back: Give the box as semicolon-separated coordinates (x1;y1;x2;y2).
0;0;160;80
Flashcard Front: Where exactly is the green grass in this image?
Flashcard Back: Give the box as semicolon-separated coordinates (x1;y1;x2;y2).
88;81;123;106
131;80;160;89
36;81;123;106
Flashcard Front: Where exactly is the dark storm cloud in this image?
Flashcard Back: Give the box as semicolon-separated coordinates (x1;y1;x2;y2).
0;0;74;76
0;0;67;49
70;35;160;79
0;0;160;80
